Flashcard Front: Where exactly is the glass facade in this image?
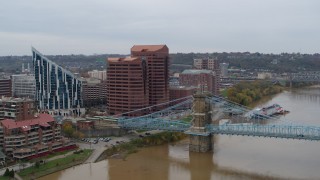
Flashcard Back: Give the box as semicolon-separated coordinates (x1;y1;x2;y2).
32;47;82;110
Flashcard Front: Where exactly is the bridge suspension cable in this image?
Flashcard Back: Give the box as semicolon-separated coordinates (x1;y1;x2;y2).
112;95;193;117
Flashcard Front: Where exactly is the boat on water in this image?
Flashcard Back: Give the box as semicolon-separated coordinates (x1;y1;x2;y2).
248;104;289;119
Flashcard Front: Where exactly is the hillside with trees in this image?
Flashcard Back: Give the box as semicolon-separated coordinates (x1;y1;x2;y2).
226;81;284;106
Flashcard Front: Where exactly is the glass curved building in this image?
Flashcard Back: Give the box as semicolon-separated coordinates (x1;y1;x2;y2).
32;47;82;111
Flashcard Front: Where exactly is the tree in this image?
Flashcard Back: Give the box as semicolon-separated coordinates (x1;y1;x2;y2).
72;131;85;139
3;168;9;176
9;169;14;178
62;123;75;137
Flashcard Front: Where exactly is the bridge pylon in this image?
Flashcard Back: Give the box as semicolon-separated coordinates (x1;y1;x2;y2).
188;93;213;152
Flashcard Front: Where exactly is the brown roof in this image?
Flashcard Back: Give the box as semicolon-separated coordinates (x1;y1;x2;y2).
108;57;139;62
1;114;54;130
131;45;167;52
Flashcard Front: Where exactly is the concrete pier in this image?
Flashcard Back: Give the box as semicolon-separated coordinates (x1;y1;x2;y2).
189;93;213;152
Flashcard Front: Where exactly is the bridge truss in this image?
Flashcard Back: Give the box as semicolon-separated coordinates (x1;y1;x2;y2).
118;95;320;141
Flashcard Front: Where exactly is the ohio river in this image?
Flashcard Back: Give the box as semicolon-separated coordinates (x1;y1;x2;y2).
39;87;320;180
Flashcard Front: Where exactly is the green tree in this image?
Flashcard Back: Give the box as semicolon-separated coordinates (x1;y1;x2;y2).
62;123;75;137
3;168;9;176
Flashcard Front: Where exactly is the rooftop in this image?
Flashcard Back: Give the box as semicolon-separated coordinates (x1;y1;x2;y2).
0;97;34;103
131;45;167;52
1;114;54;130
108;57;139;62
169;86;197;90
181;69;213;75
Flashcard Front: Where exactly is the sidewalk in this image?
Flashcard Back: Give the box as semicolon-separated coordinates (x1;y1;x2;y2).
84;147;107;163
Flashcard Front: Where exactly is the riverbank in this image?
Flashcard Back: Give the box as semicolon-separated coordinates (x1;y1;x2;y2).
96;132;187;162
17;149;93;180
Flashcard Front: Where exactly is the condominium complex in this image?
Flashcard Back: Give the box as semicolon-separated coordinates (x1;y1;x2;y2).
82;77;107;107
32;47;83;114
106;45;169;116
107;57;149;116
88;70;107;80
0;97;35;121
179;69;219;95
0;77;11;97
0;114;74;160
11;74;36;99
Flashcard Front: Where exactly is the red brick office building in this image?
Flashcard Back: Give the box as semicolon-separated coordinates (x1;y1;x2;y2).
106;57;149;116
106;45;169;116
131;45;169;111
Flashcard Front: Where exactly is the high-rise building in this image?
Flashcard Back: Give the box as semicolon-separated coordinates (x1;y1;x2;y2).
82;77;107;107
11;74;36;99
32;48;82;113
106;57;149;116
88;70;107;80
106;45;169;116
0;97;35;121
0;77;11;98
131;45;169;111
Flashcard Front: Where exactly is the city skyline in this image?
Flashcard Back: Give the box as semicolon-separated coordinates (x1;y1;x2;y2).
1;0;320;55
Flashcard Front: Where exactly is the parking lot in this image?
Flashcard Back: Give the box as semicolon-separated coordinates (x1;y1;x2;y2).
77;130;162;149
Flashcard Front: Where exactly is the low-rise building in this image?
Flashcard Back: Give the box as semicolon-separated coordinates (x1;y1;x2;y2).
180;70;219;95
0;114;74;160
77;120;94;130
169;86;196;105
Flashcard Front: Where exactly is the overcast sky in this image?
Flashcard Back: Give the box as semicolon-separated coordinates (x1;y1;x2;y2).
0;0;319;55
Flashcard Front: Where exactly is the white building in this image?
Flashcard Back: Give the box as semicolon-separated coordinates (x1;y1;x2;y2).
88;70;107;80
220;63;229;77
11;74;36;99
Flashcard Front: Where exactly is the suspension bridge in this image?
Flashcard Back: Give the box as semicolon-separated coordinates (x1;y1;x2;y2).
116;93;320;152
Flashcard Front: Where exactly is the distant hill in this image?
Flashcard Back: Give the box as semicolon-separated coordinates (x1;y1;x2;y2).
1;52;320;74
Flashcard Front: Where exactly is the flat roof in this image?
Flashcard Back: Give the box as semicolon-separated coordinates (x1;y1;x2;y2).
169;86;197;90
108;57;139;62
131;45;167;52
181;69;213;75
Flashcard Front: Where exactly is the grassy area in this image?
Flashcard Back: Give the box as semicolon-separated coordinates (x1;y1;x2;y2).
0;176;10;180
27;149;75;163
18;149;93;180
97;132;186;161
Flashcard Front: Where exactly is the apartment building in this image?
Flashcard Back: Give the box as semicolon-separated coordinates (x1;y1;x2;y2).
0;114;74;160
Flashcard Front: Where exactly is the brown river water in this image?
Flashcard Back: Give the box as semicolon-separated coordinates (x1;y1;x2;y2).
39;87;320;180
